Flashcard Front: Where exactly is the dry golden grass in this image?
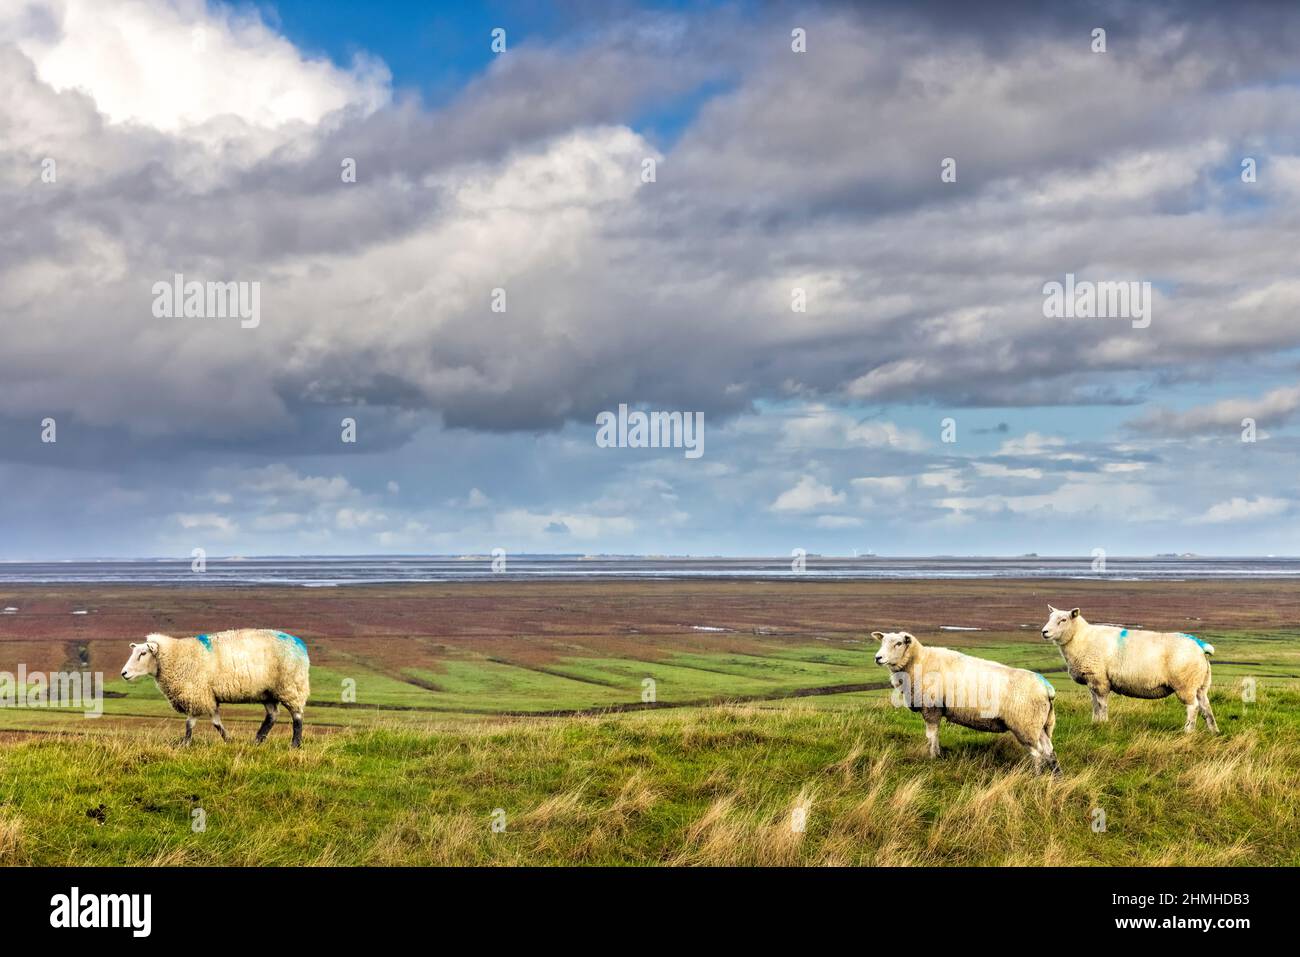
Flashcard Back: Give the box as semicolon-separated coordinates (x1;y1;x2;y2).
1;688;1298;865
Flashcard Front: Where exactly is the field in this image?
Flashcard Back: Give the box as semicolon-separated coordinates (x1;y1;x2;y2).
1;578;1298;865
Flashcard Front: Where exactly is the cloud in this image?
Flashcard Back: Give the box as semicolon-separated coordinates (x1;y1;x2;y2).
493;509;635;541
917;469;966;493
9;0;1300;462
335;507;387;530
2;0;389;134
973;462;1043;480
1129;385;1300;436
995;433;1067;457
446;487;492;509
1193;496;1289;524
233;465;358;505
771;476;845;512
779;407;926;452
173;512;235;534
5;1;1300;558
851;475;910;496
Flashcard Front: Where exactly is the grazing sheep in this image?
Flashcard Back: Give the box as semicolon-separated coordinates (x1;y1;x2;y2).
120;629;310;747
872;631;1060;774
1040;606;1217;733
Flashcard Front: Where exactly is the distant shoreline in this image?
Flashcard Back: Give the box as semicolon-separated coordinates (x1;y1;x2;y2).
3;555;1300;587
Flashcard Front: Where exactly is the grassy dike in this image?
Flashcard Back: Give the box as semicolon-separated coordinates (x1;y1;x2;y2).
2;677;1297;866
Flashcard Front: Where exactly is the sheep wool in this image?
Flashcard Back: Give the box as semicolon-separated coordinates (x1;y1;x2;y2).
1040;606;1217;733
120;629;311;747
872;631;1061;775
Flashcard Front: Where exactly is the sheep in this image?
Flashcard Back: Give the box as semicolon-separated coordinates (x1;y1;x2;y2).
1040;605;1217;733
872;630;1060;774
120;629;311;747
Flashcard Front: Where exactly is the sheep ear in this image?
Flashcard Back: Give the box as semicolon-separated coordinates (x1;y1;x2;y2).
901;633;912;644
128;642;139;649
1070;608;1080;619
145;640;159;655
870;631;885;640
1047;604;1057;613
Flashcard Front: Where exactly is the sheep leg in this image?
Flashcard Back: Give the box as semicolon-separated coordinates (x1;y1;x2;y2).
1197;682;1219;734
1037;732;1062;776
1089;686;1109;723
290;709;304;749
255;702;278;743
211;706;231;742
1027;746;1043;773
179;715;196;746
1178;688;1199;733
1013;728;1049;775
924;717;941;758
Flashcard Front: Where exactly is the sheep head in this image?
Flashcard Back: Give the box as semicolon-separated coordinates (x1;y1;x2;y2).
120;636;164;680
1041;606;1081;643
872;630;918;669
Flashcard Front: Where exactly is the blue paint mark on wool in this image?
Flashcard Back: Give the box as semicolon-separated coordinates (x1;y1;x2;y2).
276;631;309;657
1034;673;1054;692
1180;633;1212;651
195;633;212;651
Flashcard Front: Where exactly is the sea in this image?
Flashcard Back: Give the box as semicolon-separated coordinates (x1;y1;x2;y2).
0;556;1297;586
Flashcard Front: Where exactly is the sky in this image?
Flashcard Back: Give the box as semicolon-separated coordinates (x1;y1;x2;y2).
3;0;1300;559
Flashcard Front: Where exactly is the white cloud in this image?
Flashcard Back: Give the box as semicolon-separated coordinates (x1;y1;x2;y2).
173;512;235;533
851;475;910;495
917;469;966;493
931;474;1178;524
1131;385;1300;436
772;475;845;512
1193;496;1289;524
234;465;358;505
973;462;1044;480
4;0;388;135
780;406;926;452
996;433;1067;457
335;507;387;530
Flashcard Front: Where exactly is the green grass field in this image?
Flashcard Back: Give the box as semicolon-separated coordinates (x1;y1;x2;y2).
1;623;1297;866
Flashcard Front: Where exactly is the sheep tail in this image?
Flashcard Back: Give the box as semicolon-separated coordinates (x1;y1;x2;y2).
1181;633;1214;656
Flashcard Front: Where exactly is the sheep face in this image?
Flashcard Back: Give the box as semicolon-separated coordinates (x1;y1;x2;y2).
872;630;914;668
1041;606;1080;643
121;641;159;681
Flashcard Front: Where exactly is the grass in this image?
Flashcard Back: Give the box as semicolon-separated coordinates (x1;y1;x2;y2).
1;678;1297;866
2;579;1298;866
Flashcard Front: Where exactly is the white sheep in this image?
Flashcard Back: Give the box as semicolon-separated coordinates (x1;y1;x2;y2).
872;631;1060;774
1040;606;1217;733
120;629;311;746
